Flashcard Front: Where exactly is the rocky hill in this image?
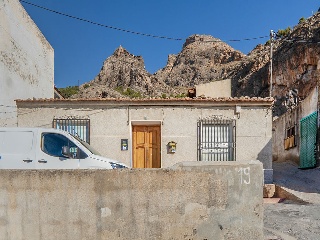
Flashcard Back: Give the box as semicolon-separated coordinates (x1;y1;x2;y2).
72;12;320;115
154;35;245;87
73;35;260;99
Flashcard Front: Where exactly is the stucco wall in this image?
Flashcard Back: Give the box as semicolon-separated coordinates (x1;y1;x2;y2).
0;0;54;127
0;161;264;240
273;87;318;164
16;101;273;182
196;79;231;98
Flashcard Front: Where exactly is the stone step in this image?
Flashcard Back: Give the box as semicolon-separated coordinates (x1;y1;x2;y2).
263;184;276;198
263;198;284;204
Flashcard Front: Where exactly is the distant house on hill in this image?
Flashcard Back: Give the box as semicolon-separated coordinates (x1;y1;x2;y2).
195;79;231;98
16;96;274;183
0;0;54;127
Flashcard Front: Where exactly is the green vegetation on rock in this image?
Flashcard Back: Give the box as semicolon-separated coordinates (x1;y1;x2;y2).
299;17;306;24
58;86;79;98
277;27;291;38
115;86;142;98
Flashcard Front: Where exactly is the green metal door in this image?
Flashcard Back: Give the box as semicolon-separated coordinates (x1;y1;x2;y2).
300;111;318;169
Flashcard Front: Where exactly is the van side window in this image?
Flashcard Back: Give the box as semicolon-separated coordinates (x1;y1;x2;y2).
41;133;87;159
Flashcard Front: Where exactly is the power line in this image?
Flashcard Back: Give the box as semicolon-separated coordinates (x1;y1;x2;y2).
19;0;182;41
198;36;269;43
283;39;320;44
20;0;269;43
177;36;269;45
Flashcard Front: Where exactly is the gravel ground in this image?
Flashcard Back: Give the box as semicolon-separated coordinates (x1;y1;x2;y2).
264;162;320;240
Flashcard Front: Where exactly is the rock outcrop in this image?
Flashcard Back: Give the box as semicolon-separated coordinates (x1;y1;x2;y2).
75;45;180;99
268;13;320;115
154;35;245;87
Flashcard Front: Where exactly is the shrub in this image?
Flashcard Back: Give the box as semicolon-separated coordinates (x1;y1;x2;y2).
58;86;79;98
115;86;124;93
124;88;142;98
277;27;291;38
115;86;142;98
299;17;306;24
174;93;187;98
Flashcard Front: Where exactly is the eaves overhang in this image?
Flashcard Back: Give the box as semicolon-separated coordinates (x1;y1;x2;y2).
16;97;274;108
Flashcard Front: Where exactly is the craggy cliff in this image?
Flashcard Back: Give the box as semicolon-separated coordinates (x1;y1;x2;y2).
270;13;320;115
73;12;320;115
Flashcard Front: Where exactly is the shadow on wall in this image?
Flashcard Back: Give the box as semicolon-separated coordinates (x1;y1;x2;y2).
257;139;272;170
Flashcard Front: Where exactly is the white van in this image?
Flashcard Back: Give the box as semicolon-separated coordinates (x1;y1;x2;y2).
0;127;128;169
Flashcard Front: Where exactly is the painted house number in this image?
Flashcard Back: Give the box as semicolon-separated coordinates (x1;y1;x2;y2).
238;167;250;185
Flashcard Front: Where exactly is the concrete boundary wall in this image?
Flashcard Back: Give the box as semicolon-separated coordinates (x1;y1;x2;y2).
0;161;263;240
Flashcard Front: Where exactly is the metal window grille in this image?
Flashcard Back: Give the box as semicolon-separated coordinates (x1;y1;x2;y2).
53;118;90;143
197;118;236;161
284;124;297;150
286;125;296;138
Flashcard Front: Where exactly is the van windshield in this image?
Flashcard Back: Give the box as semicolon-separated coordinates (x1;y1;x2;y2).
72;134;101;155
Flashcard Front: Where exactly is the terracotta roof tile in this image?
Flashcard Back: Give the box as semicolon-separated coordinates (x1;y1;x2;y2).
16;96;274;104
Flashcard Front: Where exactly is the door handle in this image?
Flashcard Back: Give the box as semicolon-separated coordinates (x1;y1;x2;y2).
38;160;47;163
23;159;33;163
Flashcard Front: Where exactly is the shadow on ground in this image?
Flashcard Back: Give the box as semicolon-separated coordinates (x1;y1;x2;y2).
273;161;320;194
264;161;320;239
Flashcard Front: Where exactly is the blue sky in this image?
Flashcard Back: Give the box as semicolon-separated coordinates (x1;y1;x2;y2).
20;0;319;88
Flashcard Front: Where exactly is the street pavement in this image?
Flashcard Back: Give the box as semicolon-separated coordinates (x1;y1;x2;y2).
264;161;320;240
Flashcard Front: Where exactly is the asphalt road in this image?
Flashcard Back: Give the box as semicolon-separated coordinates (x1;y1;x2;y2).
264;162;320;240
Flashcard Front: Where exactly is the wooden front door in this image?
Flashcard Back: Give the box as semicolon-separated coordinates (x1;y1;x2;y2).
132;125;161;168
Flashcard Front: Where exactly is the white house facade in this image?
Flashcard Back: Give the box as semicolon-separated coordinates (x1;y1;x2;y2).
16;97;274;183
0;0;54;127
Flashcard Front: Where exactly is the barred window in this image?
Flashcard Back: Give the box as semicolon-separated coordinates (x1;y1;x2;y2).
197;118;236;161
53;118;90;143
286;125;296;138
284;124;297;150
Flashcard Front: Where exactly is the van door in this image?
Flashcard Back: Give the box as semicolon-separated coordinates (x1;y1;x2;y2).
0;130;36;169
36;132;80;169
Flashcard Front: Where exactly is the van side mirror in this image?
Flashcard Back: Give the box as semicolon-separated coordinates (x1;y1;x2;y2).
62;146;70;158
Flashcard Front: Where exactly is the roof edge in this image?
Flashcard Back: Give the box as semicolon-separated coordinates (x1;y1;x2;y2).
15;97;274;107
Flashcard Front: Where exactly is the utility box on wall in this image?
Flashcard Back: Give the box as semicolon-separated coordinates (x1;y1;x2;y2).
121;139;128;151
167;141;177;153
